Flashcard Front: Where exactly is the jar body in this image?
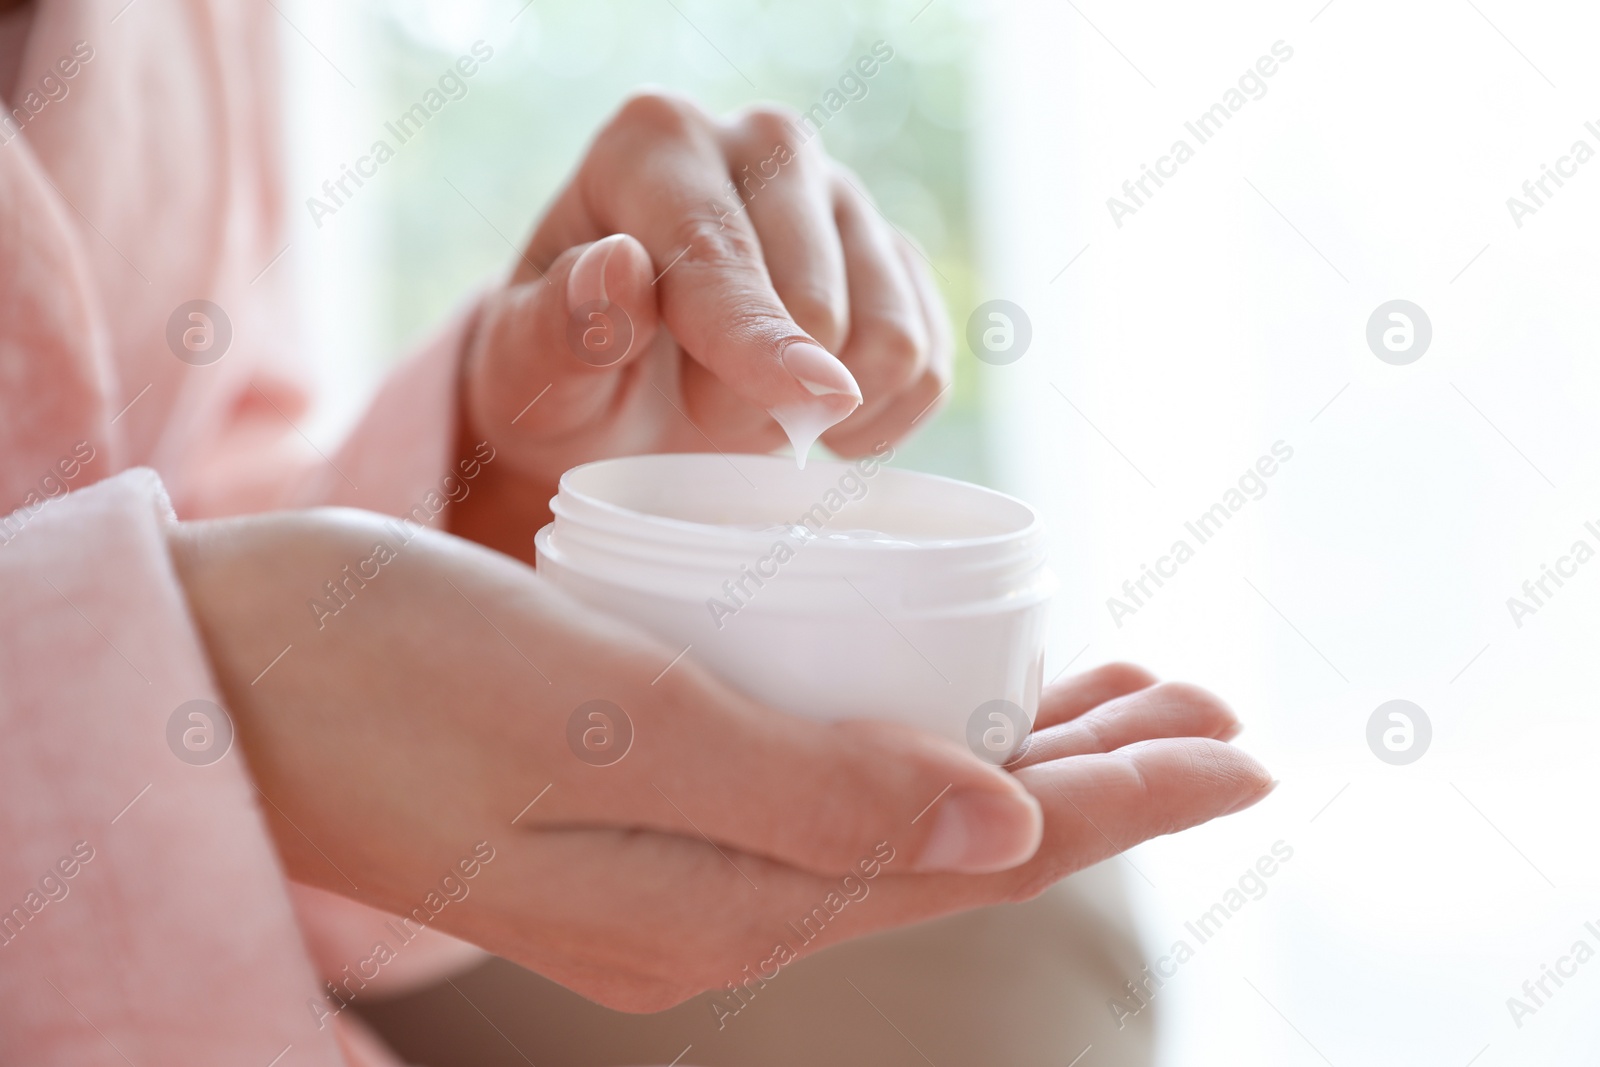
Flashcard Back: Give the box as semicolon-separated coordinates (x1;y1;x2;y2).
535;453;1054;749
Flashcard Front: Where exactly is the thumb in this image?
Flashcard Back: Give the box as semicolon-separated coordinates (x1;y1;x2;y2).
469;233;661;442
549;660;1045;878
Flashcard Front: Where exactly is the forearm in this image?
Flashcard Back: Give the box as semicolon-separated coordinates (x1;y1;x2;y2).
165;510;399;894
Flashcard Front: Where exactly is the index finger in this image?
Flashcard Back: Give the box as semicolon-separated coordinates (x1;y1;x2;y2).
531;93;863;434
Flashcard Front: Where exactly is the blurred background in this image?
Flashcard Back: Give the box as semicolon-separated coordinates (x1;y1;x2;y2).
288;0;988;482
282;0;1600;1063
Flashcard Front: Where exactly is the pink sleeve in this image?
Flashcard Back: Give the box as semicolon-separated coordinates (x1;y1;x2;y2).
298;298;482;514
179;300;484;521
175;300;496;994
0;470;370;1066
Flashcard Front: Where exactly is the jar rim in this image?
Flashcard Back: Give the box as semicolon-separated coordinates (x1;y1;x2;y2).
553;452;1045;552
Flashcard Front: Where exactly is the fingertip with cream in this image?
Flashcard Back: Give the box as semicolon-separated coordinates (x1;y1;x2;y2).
772;341;861;468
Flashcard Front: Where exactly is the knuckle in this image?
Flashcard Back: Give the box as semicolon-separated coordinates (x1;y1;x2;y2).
670;220;794;345
674;211;759;270
879;319;928;387
720;303;806;353
852;314;927;395
784;288;848;351
612;89;704;137
829;160;869;198
1070;714;1111;755
736;104;809;154
713;299;807;355
901;368;948;422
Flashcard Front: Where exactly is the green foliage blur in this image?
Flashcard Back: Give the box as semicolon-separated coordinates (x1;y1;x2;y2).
367;0;988;482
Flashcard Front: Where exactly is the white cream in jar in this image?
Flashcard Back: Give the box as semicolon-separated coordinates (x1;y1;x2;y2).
535;450;1055;749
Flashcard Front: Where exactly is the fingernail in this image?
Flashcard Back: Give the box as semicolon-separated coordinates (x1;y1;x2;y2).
567;235;628;312
912;789;1042;874
1219;722;1244;743
781;341;862;402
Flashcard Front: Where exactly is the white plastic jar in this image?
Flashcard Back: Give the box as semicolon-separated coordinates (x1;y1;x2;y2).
535;451;1055;753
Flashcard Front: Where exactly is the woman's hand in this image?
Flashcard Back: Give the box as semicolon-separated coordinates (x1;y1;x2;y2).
168;512;1270;1012
452;92;952;560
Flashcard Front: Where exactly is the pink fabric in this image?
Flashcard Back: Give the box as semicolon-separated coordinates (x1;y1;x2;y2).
1;1;484;1062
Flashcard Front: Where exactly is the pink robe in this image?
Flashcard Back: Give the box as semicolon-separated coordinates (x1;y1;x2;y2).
2;2;484;1062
